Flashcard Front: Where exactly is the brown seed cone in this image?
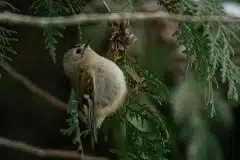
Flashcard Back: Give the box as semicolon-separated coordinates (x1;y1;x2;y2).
107;20;136;61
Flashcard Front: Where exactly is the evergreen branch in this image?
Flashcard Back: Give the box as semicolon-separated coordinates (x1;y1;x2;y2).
170;1;240;105
1;11;240;27
30;0;69;63
60;89;83;152
113;56;170;160
116;97;169;160
0;1;18;62
0;60;87;123
62;0;83;42
59;0;85;152
0;136;108;160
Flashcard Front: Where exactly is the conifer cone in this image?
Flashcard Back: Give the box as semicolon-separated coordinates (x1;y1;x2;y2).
107;20;136;61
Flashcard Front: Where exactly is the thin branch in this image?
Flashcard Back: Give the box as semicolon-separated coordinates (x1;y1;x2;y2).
0;11;240;27
0;60;87;124
0;136;108;160
100;0;112;13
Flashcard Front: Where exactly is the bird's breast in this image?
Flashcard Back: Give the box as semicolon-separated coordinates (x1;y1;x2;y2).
93;61;126;108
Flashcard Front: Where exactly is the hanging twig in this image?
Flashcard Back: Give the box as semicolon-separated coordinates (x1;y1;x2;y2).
0;60;87;124
100;0;112;13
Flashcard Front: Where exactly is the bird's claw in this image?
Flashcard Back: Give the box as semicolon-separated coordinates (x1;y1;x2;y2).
80;128;91;138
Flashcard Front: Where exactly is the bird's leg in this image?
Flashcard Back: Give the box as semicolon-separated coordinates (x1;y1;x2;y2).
81;94;91;136
83;94;92;122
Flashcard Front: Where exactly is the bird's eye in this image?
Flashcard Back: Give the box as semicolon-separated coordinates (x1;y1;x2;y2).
75;48;82;54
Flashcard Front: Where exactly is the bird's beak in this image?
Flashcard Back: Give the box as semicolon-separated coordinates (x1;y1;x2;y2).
75;43;82;47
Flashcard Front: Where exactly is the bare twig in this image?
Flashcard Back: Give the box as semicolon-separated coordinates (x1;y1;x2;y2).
0;136;108;160
0;60;87;124
100;0;112;13
0;11;240;27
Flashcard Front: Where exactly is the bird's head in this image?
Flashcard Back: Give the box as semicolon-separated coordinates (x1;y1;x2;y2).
63;43;98;78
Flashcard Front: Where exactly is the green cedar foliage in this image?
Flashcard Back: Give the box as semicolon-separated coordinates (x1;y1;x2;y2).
163;0;240;114
30;0;69;63
0;1;18;62
60;89;83;151
30;0;85;63
112;56;170;160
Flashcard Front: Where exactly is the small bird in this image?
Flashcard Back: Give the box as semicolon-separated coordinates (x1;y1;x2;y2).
63;43;127;143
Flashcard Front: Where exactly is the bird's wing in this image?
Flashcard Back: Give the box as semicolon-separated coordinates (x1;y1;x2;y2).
71;65;85;108
71;65;97;143
84;75;98;143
